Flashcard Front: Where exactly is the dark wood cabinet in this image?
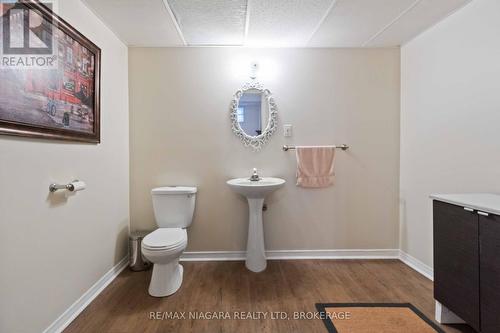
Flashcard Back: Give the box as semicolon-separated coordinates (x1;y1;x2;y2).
433;199;500;333
433;200;480;331
479;213;500;333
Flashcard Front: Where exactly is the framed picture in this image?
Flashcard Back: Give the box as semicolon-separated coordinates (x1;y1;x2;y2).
0;0;101;143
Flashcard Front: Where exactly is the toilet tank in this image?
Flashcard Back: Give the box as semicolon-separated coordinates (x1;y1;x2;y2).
151;186;197;228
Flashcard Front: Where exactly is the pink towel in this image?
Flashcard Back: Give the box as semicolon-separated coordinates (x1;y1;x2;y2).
296;147;336;188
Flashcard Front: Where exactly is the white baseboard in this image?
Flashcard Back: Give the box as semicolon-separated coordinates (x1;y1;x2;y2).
43;256;129;333
435;300;465;324
398;250;434;281
181;250;435;281
180;249;400;261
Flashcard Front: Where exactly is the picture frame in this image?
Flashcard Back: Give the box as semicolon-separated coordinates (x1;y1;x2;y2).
0;0;101;143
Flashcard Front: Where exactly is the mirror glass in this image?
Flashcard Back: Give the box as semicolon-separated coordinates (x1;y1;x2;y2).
236;89;269;137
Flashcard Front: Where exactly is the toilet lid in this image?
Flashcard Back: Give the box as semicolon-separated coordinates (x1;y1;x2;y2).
152;186;197;195
142;228;187;249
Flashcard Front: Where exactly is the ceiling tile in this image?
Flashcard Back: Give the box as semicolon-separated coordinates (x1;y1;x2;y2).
367;0;471;47
246;0;334;47
82;0;473;47
309;0;415;47
83;0;184;46
167;0;247;45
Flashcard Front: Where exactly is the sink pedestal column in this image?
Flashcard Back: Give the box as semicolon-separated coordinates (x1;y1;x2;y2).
246;198;266;272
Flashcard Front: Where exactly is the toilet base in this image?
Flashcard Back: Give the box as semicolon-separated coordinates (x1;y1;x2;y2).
148;262;184;297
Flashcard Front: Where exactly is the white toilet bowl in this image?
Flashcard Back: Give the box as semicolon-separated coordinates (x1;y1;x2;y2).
142;228;188;297
142;186;196;297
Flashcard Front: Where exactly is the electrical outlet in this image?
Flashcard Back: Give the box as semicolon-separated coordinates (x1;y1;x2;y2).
284;124;293;137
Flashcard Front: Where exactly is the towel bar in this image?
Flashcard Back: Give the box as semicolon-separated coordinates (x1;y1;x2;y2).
282;144;349;151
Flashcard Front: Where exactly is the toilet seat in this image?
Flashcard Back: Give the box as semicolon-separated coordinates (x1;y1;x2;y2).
142;228;187;251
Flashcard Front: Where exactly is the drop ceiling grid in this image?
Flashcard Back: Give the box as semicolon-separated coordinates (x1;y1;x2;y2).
245;0;334;47
81;0;474;47
308;0;416;47
366;0;472;47
82;0;184;46
167;0;247;45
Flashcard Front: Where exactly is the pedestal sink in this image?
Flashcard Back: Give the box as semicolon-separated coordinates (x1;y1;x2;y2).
227;177;286;272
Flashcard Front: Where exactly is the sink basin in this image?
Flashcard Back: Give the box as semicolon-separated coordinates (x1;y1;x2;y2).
226;177;285;198
227;177;286;272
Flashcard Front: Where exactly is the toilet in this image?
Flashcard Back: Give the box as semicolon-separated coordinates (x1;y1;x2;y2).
141;186;197;297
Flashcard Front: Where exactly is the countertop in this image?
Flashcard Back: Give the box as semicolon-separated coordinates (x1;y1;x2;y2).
430;193;500;215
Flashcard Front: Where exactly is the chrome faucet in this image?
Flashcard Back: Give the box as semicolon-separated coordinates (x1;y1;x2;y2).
249;168;261;181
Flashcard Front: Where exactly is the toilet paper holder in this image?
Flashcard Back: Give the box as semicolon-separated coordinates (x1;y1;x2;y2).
49;180;86;193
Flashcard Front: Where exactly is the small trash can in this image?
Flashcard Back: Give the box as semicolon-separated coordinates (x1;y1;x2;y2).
129;231;152;271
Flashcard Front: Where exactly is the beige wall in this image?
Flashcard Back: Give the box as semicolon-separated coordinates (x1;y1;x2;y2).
129;47;400;251
0;1;129;332
401;0;500;266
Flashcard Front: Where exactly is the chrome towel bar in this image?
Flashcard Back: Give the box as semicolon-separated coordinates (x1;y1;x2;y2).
282;144;349;151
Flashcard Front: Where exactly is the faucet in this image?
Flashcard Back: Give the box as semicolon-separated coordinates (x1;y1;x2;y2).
249;168;261;181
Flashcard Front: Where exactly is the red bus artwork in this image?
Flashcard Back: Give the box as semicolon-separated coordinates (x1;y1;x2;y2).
24;29;95;130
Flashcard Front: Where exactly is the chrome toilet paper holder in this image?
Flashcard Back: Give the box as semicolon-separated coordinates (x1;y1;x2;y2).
49;180;85;192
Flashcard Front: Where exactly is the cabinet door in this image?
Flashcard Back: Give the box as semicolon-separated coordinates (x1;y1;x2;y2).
433;200;480;331
480;213;500;333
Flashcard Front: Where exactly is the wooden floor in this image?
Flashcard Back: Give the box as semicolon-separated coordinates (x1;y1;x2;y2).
65;260;475;333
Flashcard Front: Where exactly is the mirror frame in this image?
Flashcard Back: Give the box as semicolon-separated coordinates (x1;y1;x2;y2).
230;82;278;151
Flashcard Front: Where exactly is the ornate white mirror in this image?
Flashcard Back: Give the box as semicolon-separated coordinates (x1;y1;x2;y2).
230;82;277;151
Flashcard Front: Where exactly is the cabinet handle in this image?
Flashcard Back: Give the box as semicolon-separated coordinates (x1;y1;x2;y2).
464;207;474;212
478;211;489;216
